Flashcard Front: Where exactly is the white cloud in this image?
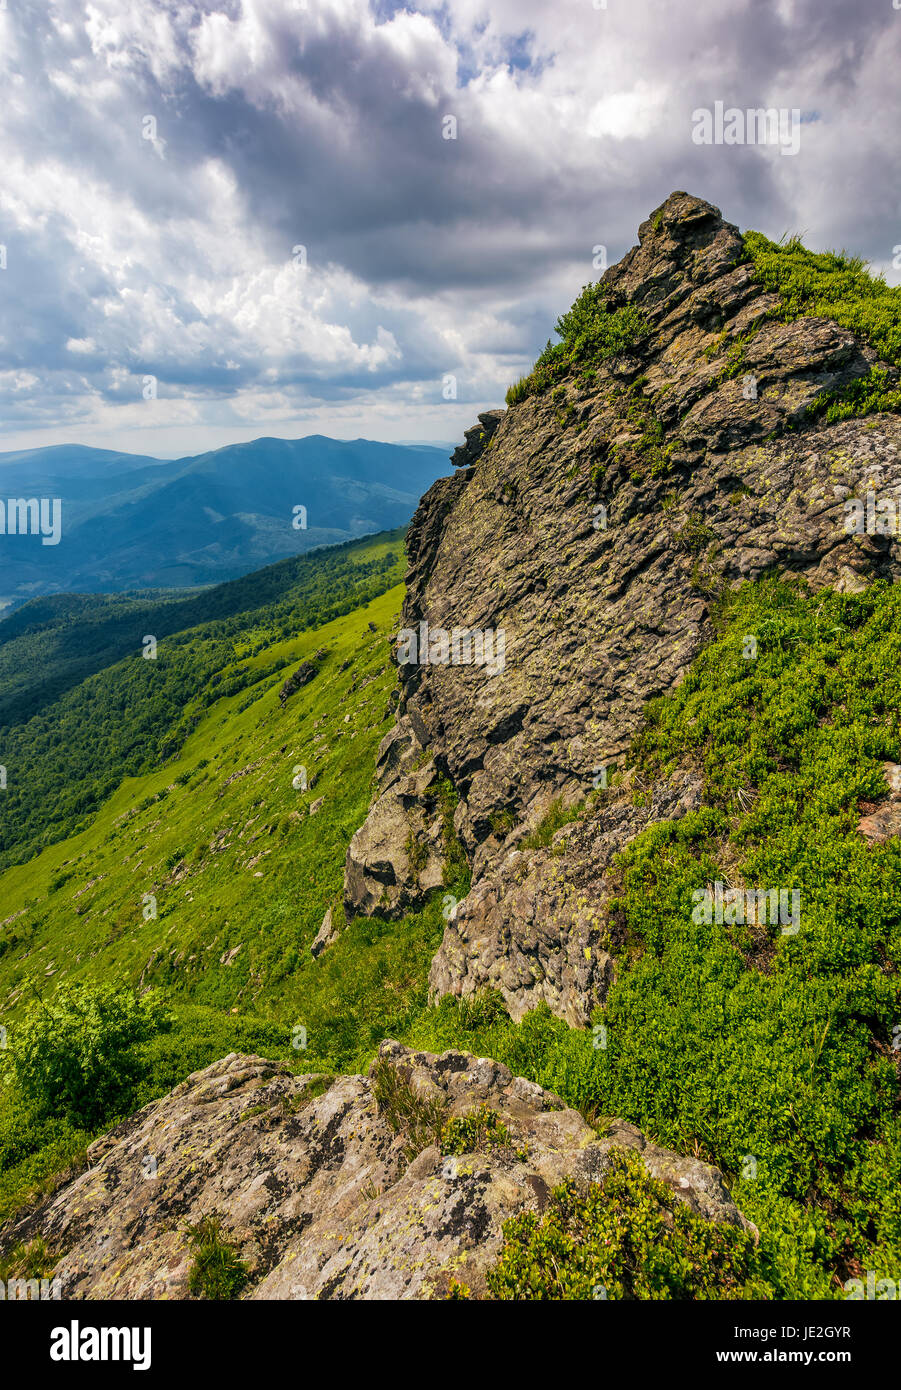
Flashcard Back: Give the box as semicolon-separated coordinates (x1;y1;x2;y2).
586;85;665;140
0;0;898;455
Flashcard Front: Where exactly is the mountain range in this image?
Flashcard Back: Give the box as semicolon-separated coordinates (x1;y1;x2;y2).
0;435;450;613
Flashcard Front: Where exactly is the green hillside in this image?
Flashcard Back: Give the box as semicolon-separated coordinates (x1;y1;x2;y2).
0;565;466;1220
0;531;405;868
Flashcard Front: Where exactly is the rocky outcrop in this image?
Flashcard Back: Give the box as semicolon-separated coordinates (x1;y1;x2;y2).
279;651;325;707
342;716;446;920
449;409;505;469
343;190;901;1020
430;770;703;1024
310;907;338;957
2;1045;750;1300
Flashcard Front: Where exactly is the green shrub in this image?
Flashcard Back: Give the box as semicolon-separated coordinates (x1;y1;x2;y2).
812;366;901;424
441;1104;512;1155
672;511;716;554
505;375;532;407
185;1212;248;1300
0;1091;90;1225
405;831;428;878
486;1149;771;1300
2;982;171;1128
488;808;516;836
520;797;582;851
435;777;469;888
371;1058;448;1159
506;284;649;404
0;1235;59;1284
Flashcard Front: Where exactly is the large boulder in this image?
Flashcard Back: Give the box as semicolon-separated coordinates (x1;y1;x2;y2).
430;770;703;1024
342;717;447;920
0;1045;752;1301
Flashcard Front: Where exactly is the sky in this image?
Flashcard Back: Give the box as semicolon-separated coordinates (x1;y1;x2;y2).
1;0;900;458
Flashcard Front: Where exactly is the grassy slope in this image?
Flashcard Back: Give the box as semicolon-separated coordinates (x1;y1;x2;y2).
0;532;405;869
0;565;459;1218
0;575;455;1043
0;528;410;730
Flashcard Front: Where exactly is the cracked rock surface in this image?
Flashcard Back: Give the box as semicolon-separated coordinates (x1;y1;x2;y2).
3;1044;751;1300
430;771;703;1025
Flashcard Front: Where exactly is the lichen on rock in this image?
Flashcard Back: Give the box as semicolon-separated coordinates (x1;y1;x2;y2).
1;1045;753;1300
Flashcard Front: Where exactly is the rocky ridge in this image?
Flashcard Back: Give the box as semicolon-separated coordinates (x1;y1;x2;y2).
342;190;901;1022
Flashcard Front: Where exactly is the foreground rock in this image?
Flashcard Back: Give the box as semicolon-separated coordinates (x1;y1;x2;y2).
2;1045;750;1300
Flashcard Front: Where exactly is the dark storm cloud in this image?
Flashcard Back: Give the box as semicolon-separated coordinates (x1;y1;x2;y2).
0;0;898;449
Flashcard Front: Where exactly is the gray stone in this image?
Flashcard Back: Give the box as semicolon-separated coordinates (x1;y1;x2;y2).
343;718;449;919
311;907;338;958
1;1045;752;1300
346;190;901;1021
450;410;505;468
430;771;703;1023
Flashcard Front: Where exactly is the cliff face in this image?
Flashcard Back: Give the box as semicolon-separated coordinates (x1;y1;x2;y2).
344;190;901;1023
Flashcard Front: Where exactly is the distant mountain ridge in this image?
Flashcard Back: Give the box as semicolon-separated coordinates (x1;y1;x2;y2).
0;434;450;611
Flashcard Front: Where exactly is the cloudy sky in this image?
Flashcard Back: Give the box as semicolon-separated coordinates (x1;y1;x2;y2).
1;0;900;458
